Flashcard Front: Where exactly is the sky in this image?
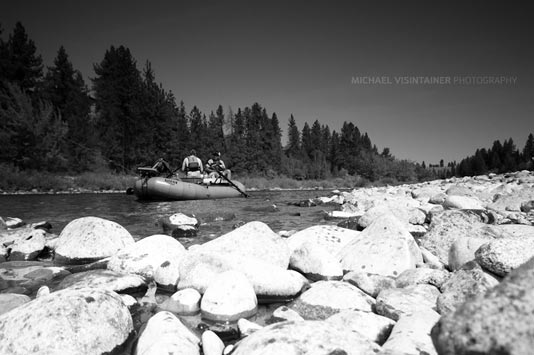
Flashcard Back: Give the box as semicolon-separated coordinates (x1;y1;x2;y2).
2;0;533;164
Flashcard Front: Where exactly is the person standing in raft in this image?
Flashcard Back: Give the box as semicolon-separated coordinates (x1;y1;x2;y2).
182;149;203;177
206;152;232;180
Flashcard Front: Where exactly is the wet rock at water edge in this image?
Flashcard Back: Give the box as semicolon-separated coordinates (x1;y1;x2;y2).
431;256;534;355
0;287;133;355
325;309;395;345
230;320;382;355
0;261;70;295
57;269;146;294
288;280;374;320
159;288;201;315
200;270;258;322
237;318;263;337
202;330;225;355
54;216;135;264
135;311;199;355
5;229;47;261
269;305;304;323
107;234;186;279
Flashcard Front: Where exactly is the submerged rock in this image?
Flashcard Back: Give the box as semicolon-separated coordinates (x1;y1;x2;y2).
0;293;31;315
0;287;133;355
0;261;70;295
54;216;134;264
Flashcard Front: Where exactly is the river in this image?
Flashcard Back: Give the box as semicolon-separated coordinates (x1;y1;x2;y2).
0;190;342;247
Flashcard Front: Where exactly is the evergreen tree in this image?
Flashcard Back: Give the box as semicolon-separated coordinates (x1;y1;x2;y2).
301;122;312;159
522;133;534;170
42;46;93;171
92;45;144;171
286;114;300;157
2;22;43;92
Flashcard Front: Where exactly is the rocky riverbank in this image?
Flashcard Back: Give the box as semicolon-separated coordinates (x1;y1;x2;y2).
1;170;534;354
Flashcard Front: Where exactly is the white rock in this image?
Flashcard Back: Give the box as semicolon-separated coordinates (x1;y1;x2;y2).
286;225;359;255
475;237;534;276
8;229;46;261
169;213;198;226
289;240;343;280
202;330;225;355
55;217;134;263
201;270;258;322
0;293;31;315
375;284;440;321
443;195;484;210
0;288;132;355
57;269;145;293
36;286;50;298
120;294;137;307
160;288;201;315
325;309;395;344
448;237;490;271
271;305;304;322
339;214;423;277
381;309;440;355
136;311;199;355
154;256;181;290
107;234;186;279
342;271;396;298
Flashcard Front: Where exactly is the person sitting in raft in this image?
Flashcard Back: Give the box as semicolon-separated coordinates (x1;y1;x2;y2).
206;152;231;180
182;149;203;178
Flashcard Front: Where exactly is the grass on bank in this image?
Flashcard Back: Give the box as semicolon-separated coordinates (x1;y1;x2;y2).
0;164;407;193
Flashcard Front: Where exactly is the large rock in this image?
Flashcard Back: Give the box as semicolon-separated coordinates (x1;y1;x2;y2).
57;269;146;293
136;311;199;355
475;237;534;276
339;214;422;277
0;288;132;355
381;309;440;355
487;188;534;213
325;309;395;344
0;293;31;315
201;270;258;322
289;240;343;281
159;288;201;315
375;284;440;321
286;225;360;256
420;210;502;266
289;281;374;320
436;262;499;315
54;217;135;264
178;251;307;299
432;256;534;355
199;221;290;268
231;320;381;355
107;234;186;279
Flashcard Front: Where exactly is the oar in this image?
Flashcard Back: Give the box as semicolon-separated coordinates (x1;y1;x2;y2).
215;167;249;198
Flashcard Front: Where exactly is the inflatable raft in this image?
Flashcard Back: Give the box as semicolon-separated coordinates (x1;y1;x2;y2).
131;167;247;201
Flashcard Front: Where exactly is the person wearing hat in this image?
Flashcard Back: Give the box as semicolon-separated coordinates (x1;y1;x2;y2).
206;151;231;179
182;149;203;177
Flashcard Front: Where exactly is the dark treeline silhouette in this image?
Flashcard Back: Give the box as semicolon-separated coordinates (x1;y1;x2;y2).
2;23;530;182
454;135;534;177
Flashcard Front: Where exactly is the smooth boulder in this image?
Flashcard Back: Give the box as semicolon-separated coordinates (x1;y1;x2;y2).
289;240;343;280
0;288;132;355
54;217;134;264
136;311;199;355
475;237;534;276
231;320;381;355
325;309;395;344
339;214;423;277
200;270;258;322
375;284;440;321
107;234;186;279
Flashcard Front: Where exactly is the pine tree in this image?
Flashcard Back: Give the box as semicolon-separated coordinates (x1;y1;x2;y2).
286;114;300;157
42;46;92;171
2;22;43;92
92;45;144;171
522;133;534;170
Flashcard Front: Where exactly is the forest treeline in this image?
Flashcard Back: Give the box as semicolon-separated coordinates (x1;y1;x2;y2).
1;22;532;184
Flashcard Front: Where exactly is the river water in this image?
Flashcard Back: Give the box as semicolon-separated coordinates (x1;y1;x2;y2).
0;189;342;246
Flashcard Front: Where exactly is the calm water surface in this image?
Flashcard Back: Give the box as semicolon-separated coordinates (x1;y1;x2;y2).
0;190;341;246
